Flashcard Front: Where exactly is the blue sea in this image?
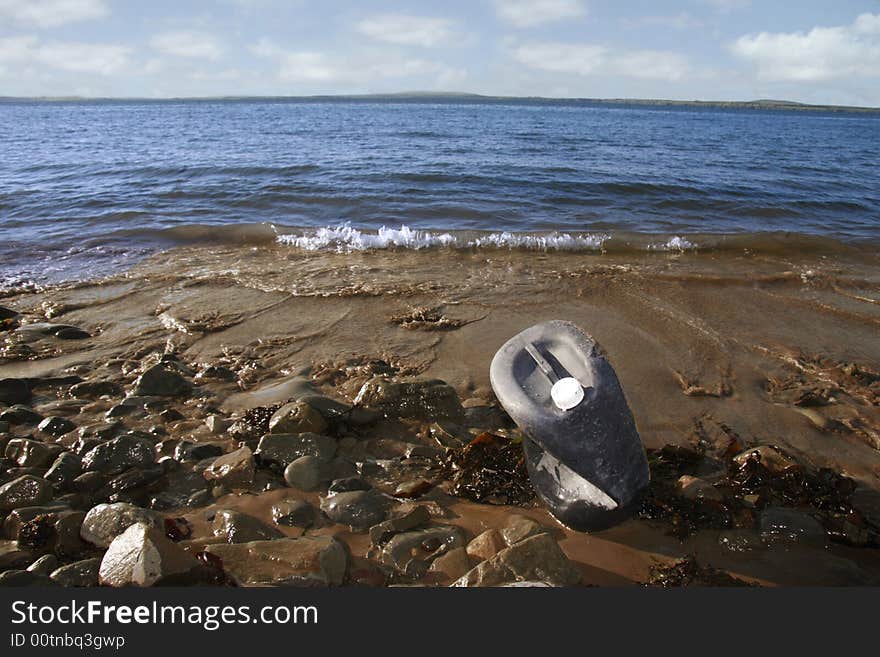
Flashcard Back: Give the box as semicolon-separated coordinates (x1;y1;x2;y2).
1;98;878;286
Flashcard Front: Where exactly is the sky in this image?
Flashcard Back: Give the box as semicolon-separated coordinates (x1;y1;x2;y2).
1;0;880;105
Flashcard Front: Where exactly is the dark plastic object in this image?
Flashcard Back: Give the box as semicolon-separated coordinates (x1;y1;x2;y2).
489;320;650;531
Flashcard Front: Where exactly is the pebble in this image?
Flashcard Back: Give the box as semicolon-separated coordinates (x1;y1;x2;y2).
0;405;43;425
211;509;284;543
132;364;190;397
379;525;467;577
271;499;316;527
99;523;204;586
466;529;507;562
204;536;347;586
283;455;330;491
38;416;77;437
203;446;255;487
268;401;328;435
50;558;101;587
320;490;390;529
428;546;472;581
0;378;30;406
5;439;55;468
500;514;548;546
81;435;155;475
80;502;164;548
27;554;59;575
205;415;231;434
452;533;581;587
0;475;53;510
69;380;123;398
676;475;723;502
255;432;337;468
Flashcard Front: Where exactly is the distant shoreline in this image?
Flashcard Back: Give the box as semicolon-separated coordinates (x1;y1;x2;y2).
1;92;879;113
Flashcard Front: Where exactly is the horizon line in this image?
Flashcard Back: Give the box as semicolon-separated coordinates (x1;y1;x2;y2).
1;91;879;112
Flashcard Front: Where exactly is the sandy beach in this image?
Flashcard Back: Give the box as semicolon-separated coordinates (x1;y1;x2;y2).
1;241;879;586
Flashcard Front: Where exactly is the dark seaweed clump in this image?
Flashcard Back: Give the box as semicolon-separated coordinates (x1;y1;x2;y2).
639;442;878;546
644;556;753;587
229;403;281;442
443;432;535;506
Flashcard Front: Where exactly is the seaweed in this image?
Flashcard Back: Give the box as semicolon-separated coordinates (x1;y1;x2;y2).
442;432;535;506
644;556;753;587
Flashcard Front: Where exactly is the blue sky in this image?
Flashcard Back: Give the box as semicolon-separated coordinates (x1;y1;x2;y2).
1;1;879;105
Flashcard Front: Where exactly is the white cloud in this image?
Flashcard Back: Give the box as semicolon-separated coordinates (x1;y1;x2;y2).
512;41;688;81
0;0;107;29
356;14;458;47
150;31;222;60
492;0;585;29
732;13;880;81
0;35;129;75
251;38;467;88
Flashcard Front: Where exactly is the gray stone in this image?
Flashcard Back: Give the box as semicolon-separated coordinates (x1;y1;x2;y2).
428;546;471;581
5;439;53;468
354;376;464;422
45;452;82;487
203;446;255;487
256;432;337;468
174;441;225;461
0;570;54;586
50;558;101;587
0;475;53;510
283;455;330;491
320;490;389;529
0;405;42;425
271;499;316;527
55;327;90;340
0;541;33;569
269;401;328;435
211;509;283;543
0;305;18;320
0;379;30;405
369;504;431;546
99;523;203;587
38;416;77;437
27;554;58;575
328;477;371;493
500;514;548;546
205;415;231;434
69;380;123;398
72;471;105;493
759;507;827;548
132;364;190;397
467;529;507;562
452;533;581;587
379;525;467;577
81;436;155;475
80;502;163;548
204;536;347;586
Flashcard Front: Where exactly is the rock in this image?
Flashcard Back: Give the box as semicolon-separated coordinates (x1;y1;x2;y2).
27;554;59;575
0;570;54;586
759;507;827;548
269;401;328;435
50;558;101;587
328;477;371;493
44;452;82;487
320;490;389;529
354;376;464;422
99;523;204;586
718;530;765;553
272;499;316;527
500;514;548;546
733;445;799;474
256;432;337;468
203;447;255;487
467;529;507;562
0;305;18;320
132;364;190;397
204;536;348;586
72;471;105;493
0;421;8;434
38;416;77;437
174;441;225;461
101;465;164;498
205;415;231;434
452;533;581;587
379;525;467;577
0;475;53;510
5;439;54;468
4;506;61;539
0;405;42;425
0;541;33;569
80;502;163;548
159;408;185;423
393;479;434;499
284;455;330;491
53;511;88;556
55;327;91;340
69;380;123;398
211;509;284;543
676;475;723;502
0;378;30;405
428;546;471;581
369;504;431;546
81;435;155;475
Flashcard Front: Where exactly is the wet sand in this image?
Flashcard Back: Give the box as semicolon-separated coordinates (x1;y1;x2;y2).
2;242;880;585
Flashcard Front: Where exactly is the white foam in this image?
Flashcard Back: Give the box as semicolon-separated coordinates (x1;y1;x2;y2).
649;235;697;251
276;223;610;252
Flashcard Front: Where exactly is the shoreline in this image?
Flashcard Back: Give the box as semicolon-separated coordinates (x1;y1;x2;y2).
2;243;880;586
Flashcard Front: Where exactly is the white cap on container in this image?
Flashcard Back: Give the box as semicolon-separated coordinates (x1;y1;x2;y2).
550;377;584;411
